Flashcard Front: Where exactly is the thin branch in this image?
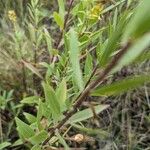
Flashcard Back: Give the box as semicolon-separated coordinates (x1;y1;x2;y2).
84;64;99;88
22;63;27;92
55;0;74;49
52;0;74;63
42;41;131;145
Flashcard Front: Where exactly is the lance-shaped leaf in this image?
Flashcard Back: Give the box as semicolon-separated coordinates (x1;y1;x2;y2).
31;145;42;150
0;142;11;150
44;28;53;55
56;79;67;112
67;105;109;124
42;82;61;121
23;112;36;124
112;33;150;73
15;117;35;139
100;14;127;66
123;0;150;42
91;75;150;96
58;0;65;22
53;12;64;29
72;124;108;139
21;96;39;104
69;28;84;91
21;60;43;79
29;130;48;145
55;130;69;150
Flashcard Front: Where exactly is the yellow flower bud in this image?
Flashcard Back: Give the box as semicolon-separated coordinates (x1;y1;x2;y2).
8;10;17;22
89;3;104;20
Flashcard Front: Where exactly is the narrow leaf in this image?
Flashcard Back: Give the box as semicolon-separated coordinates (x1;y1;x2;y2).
55;130;69;150
123;0;150;42
56;79;67;112
11;139;23;147
134;51;150;64
23;112;37;124
15;117;35;139
42;82;61;121
31;145;42;150
0;142;11;150
112;33;150;73
84;53;93;79
69;28;84;91
58;0;65;22
67;105;109;124
29;130;48;145
44;28;53;55
72;124;108;139
100;15;126;66
21;60;43;79
21;96;39;104
91;75;150;96
53;12;64;29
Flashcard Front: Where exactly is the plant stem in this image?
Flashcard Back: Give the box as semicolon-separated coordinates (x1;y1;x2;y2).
56;0;74;49
42;41;131;145
52;0;74;63
22;63;27;92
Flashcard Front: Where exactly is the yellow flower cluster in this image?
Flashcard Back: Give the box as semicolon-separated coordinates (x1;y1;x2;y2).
89;3;104;20
8;10;17;22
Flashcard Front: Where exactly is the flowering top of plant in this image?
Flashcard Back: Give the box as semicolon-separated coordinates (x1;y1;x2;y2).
89;3;104;20
8;10;17;22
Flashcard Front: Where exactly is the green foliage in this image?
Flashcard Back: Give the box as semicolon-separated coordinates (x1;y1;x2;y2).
92;75;150;96
67;105;109;124
15;117;35;139
0;0;150;149
69;28;84;91
53;11;64;29
29;130;48;145
0;142;11;150
56;79;67;112
42;82;61;122
123;0;150;41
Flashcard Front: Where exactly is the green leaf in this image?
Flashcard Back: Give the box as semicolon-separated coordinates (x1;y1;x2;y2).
42;82;61;121
44;28;53;55
11;139;23;147
29;130;48;145
21;60;43;79
53;11;64;29
15;117;35;139
41;102;52;120
67;105;109;124
112;33;150;73
69;28;84;91
56;79;67;112
0;142;11;150
113;8;118;30
134;51;150;64
91;75;150;96
55;130;69;150
21;96;39;104
23;112;37;124
123;0;150;42
37;100;43;130
84;53;93;80
101;0;126;15
80;28;105;50
100;14;127;66
28;23;36;43
72;124;108;139
58;0;65;22
31;145;42;150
